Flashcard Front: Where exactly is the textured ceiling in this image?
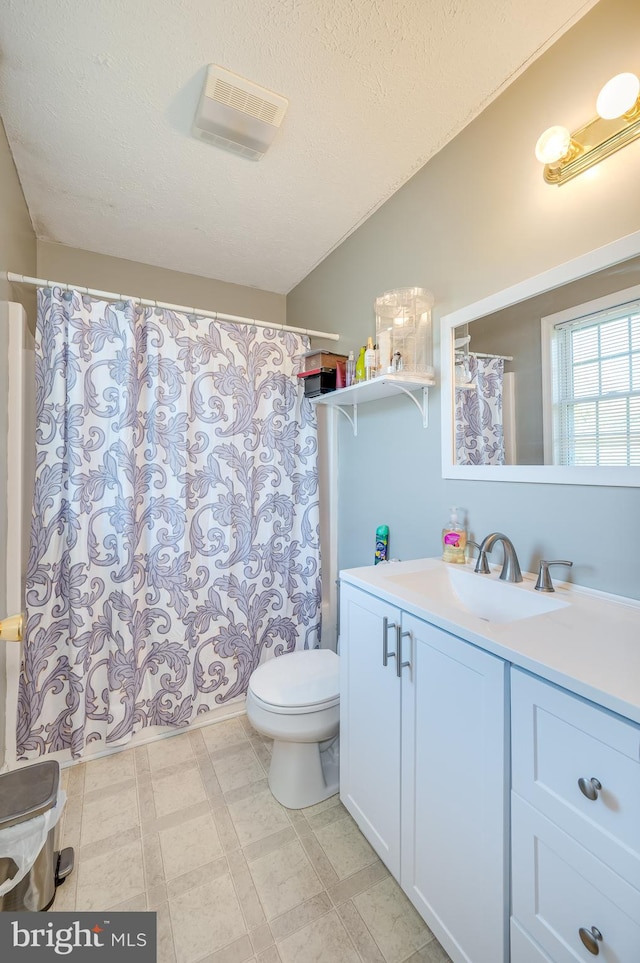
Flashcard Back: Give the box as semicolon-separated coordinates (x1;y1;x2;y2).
0;0;598;294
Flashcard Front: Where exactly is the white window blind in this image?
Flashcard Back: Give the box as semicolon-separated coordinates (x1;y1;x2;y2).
552;298;640;466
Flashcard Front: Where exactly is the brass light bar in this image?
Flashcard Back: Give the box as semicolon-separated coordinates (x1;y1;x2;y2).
537;71;640;185
542;111;640;185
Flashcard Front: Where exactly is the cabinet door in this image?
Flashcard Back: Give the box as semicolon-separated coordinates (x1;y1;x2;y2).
400;613;509;963
339;583;402;879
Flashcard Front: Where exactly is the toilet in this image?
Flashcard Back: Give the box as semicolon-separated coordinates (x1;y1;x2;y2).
246;649;340;810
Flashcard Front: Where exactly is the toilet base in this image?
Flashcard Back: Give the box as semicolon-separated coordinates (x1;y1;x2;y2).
268;736;339;810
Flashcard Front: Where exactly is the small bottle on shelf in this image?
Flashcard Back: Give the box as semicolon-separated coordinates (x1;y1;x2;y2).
346;350;356;387
364;337;376;380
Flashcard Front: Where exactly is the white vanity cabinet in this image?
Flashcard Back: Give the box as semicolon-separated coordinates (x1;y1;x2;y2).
339;557;640;963
339;586;403;878
510;669;640;963
339;582;509;963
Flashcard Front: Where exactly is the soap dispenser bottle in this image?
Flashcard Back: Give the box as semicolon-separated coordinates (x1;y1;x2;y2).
442;507;467;563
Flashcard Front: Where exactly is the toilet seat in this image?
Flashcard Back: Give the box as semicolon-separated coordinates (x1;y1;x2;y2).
248;649;339;712
249;690;339;715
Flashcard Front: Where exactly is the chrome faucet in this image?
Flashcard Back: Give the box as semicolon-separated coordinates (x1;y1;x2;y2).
474;532;523;583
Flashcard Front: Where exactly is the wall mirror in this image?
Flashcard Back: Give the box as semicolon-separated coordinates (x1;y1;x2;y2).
441;230;640;486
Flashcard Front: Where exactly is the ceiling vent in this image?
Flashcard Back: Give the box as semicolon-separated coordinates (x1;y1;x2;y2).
193;65;289;161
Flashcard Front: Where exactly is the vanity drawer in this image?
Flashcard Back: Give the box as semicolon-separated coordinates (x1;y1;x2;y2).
511;669;640;887
510;919;554;963
512;793;640;963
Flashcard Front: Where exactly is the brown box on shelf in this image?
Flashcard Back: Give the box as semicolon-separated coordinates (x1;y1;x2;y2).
302;350;348;372
296;367;337;398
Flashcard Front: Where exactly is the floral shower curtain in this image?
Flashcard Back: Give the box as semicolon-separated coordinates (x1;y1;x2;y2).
455;356;505;466
17;288;321;759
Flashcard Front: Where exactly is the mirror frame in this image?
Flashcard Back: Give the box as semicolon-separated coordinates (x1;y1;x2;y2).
441;229;640;486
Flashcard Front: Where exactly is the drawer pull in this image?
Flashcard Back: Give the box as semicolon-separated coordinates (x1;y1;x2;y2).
382;617;397;667
578;926;603;955
578;776;602;801
396;628;412;678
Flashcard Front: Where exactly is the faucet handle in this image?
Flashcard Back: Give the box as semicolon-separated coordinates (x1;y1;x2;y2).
535;559;573;593
467;540;490;573
475;552;491;575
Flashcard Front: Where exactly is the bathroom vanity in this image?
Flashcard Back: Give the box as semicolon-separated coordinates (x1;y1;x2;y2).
338;559;640;963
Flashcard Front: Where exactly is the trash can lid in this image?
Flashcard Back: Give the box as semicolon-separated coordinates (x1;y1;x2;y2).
0;761;60;831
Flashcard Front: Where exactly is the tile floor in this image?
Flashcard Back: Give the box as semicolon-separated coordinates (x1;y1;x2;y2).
55;717;452;963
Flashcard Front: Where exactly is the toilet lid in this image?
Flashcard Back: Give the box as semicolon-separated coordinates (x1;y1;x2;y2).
249;650;339;709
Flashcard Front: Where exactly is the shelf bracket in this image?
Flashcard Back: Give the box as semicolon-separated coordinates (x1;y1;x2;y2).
394;385;429;428
313;377;433;433
335;404;358;436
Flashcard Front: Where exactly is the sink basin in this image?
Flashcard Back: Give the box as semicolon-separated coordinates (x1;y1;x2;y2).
445;567;569;623
386;565;569;623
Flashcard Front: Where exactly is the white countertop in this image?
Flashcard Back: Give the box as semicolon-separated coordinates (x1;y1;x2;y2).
340;557;640;725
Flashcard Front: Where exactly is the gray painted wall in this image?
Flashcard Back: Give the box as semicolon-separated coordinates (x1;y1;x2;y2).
0;115;36;312
287;0;640;600
0;113;37;764
37;242;286;325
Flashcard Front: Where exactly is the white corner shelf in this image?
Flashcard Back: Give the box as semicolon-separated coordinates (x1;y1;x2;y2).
312;374;435;436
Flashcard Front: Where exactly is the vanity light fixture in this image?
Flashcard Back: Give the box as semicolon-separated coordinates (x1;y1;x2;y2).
535;70;640;185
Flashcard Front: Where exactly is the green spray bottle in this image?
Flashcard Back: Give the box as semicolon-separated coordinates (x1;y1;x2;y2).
375;525;389;564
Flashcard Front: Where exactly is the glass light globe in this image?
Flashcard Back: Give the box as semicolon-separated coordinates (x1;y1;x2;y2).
596;73;640;120
535;126;571;165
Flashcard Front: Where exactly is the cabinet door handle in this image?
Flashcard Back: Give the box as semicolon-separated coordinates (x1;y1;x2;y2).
578;777;602;801
396;628;412;677
382;617;397;667
578;926;603;955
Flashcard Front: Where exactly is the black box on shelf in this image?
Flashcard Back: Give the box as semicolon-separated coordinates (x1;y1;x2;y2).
296;367;337;398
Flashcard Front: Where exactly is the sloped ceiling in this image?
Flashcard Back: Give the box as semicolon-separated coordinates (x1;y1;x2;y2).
0;0;598;294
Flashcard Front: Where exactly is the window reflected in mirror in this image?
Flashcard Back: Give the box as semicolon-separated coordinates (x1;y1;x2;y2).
544;286;640;467
451;253;640;467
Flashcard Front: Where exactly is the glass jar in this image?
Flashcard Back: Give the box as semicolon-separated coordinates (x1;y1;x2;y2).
374;287;434;378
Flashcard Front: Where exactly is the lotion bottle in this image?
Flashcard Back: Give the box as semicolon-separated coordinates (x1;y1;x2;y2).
442;506;467;563
355;346;366;383
364;337;376;380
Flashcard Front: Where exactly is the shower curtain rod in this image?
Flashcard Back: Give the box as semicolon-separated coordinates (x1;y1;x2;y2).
455;349;513;361
5;272;340;342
